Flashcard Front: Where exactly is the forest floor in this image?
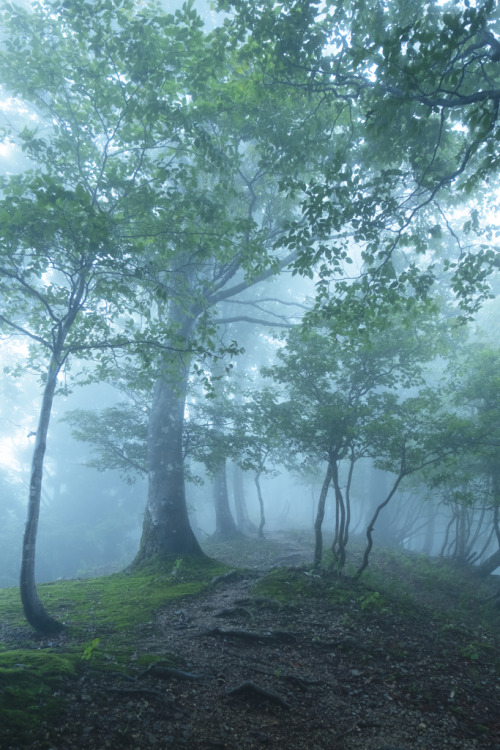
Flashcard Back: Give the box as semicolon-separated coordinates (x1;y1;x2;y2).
0;531;499;750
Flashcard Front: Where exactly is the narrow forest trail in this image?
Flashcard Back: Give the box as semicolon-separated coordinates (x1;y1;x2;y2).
29;535;500;749
2;533;499;750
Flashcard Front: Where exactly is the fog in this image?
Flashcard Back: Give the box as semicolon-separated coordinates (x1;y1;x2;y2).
2;287;500;586
1;0;500;599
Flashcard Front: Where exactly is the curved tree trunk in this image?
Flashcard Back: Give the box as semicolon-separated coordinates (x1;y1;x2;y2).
20;356;64;634
254;471;266;538
355;470;405;579
213;459;238;538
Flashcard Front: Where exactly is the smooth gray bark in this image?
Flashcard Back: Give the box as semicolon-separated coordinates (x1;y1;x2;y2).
134;294;205;562
135;350;204;561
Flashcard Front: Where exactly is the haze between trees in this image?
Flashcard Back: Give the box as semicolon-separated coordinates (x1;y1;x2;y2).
0;0;499;632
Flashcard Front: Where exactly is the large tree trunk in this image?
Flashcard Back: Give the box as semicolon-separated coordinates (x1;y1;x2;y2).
20;356;64;634
134;301;205;563
135;354;204;562
213;459;238;538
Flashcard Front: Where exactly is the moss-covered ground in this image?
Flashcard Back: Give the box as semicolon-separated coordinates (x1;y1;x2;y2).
0;555;227;747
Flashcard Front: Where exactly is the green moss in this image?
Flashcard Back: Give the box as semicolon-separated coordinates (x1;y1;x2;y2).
30;555;227;635
0;587;26;629
0;649;79;745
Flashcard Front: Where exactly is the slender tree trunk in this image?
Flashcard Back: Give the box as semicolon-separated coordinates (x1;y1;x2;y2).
233;463;256;534
466;504;487;563
334;451;355;573
440;509;456;558
254;471;266;538
313;462;332;569
213;459;238;538
20;269;86;634
20;356;64;634
355;470;405;579
331;461;346;571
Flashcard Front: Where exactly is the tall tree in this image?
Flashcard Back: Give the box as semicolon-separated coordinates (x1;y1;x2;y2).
0;174;115;632
0;0;239;626
428;344;500;575
2;0;499;594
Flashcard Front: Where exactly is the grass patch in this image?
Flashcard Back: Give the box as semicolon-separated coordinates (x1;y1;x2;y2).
253;566;330;604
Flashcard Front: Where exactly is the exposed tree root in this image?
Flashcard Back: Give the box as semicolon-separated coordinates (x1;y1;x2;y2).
226;681;291;710
139;663;216;681
204;626;296;643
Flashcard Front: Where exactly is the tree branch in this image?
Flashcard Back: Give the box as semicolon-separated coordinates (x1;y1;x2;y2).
207;250;299;306
213;315;294;328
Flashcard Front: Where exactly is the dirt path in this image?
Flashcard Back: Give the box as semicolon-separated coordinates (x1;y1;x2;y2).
35;534;499;750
